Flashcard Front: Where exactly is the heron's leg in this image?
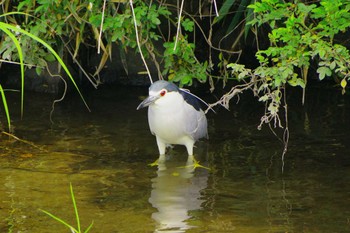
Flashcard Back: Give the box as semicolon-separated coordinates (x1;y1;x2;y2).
156;137;166;155
149;138;167;167
186;155;195;167
185;141;194;156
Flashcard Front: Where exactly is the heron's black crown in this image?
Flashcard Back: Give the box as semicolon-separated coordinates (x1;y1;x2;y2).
149;80;202;111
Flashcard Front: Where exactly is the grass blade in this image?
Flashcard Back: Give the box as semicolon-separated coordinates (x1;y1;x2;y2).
226;0;250;34
0;22;91;112
84;221;94;233
0;24;25;118
0;84;11;131
214;0;237;23
39;209;78;233
70;183;81;233
40;183;94;233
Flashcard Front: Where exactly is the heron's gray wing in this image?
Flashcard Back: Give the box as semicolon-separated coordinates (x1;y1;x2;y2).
183;104;208;141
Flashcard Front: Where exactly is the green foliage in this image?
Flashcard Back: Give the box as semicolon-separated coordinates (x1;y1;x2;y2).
40;183;93;233
163;36;208;86
162;17;208;86
225;0;350;127
214;0;256;38
247;0;350;83
89;1;171;48
11;0;83;73
1;0;218;91
1;0;209;86
181;18;194;32
0;21;25;119
0;13;90;130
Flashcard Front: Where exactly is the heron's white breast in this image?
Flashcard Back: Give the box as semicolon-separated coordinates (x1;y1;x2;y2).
147;92;192;144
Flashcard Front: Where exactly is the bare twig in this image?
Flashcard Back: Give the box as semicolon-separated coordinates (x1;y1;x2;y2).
213;0;219;17
166;3;242;55
2;131;47;151
206;82;255;113
129;0;153;84
64;42;101;89
98;0;107;55
281;85;289;173
145;43;164;80
42;64;68;124
0;59;42;68
174;0;185;51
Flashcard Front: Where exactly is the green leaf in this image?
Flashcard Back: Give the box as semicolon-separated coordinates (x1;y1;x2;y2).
288;76;306;88
17;0;32;11
89;14;102;27
181;18;194;32
245;0;256;38
317;66;332;80
36;67;42;76
226;0;251;34
214;0;238;23
297;3;316;14
44;53;56;62
341;78;347;88
259;94;269;102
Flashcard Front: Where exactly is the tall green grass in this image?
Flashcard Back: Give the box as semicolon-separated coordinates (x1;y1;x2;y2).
0;85;11;131
0;12;90;131
40;183;93;233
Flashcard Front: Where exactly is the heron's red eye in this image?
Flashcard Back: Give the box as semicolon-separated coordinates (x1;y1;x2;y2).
160;90;167;96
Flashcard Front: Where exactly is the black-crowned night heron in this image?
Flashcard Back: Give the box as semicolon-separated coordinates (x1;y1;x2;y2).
137;80;208;156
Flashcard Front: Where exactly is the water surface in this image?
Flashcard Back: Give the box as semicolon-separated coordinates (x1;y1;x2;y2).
0;85;349;232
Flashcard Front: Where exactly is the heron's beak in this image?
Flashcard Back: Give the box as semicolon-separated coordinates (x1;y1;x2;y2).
137;95;159;110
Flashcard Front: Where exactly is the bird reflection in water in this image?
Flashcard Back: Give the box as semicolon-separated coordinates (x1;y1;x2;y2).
149;154;209;232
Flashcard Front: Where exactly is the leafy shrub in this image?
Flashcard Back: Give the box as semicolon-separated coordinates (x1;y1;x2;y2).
219;0;350;128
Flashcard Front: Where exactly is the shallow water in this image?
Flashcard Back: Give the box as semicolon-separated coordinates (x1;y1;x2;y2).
0;85;349;232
